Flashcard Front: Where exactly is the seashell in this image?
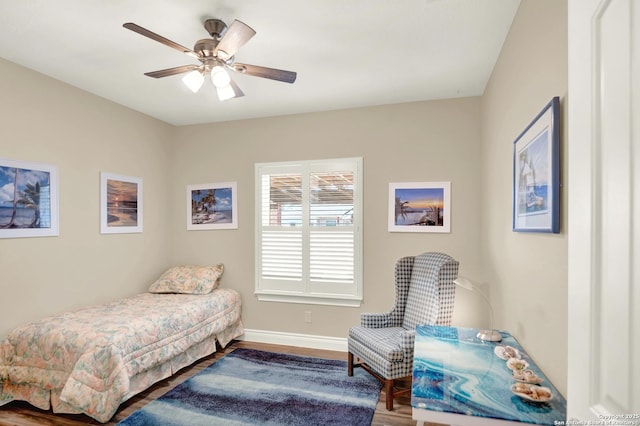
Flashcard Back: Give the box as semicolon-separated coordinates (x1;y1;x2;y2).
507;357;529;371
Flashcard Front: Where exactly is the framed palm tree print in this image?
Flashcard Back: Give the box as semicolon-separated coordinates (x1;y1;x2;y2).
0;157;59;239
187;181;238;230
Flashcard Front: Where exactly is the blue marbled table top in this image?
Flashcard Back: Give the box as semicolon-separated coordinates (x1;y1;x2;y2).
411;325;567;425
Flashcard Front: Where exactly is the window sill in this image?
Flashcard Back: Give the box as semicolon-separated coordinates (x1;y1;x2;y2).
255;292;362;307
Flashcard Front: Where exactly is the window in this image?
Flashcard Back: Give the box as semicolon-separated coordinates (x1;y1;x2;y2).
255;157;363;306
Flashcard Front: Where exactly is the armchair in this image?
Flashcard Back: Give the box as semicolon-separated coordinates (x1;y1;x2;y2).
347;252;459;410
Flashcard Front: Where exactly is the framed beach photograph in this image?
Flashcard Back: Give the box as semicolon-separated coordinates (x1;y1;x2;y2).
513;96;560;233
388;181;451;233
100;172;143;234
187;181;238;230
0;158;59;239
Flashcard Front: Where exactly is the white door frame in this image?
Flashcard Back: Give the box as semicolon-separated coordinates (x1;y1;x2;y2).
567;0;639;420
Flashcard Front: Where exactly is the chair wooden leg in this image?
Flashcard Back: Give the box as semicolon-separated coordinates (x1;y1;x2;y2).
347;354;399;411
385;379;394;410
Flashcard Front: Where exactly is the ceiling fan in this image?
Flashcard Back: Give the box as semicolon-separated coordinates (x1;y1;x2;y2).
123;18;297;101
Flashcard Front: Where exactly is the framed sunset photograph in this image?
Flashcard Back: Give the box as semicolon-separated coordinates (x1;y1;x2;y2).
187;181;238;230
388;181;451;233
0;157;59;239
100;172;143;234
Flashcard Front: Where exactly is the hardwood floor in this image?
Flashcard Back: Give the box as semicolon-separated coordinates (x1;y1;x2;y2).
0;340;446;426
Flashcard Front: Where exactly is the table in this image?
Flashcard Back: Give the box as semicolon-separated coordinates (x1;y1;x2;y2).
411;325;567;426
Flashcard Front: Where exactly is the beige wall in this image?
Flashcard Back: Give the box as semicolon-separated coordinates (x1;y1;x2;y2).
0;58;174;337
168;98;484;337
481;0;568;395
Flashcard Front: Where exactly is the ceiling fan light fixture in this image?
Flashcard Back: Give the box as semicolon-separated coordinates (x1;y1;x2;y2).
216;84;236;101
211;65;231;88
182;70;204;93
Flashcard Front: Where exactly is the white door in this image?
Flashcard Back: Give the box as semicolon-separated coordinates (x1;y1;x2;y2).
568;0;639;421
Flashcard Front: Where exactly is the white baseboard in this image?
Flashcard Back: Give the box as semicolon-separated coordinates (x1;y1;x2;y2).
239;329;348;352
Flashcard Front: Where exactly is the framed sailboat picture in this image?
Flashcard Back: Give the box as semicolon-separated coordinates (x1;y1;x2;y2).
513;97;560;233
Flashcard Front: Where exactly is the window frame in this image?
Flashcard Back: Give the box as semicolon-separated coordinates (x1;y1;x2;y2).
254;157;363;307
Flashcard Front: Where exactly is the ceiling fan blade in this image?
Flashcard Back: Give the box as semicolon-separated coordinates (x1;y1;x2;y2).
123;22;200;60
231;63;297;83
214;20;256;60
144;64;200;78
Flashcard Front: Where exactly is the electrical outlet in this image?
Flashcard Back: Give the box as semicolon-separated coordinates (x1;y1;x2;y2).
304;311;312;323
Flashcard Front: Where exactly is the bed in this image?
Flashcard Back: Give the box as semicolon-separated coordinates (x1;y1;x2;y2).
0;264;243;423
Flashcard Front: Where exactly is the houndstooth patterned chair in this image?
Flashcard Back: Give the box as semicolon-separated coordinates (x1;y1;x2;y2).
347;252;459;410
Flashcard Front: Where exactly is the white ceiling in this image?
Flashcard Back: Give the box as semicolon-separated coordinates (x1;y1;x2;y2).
0;0;520;126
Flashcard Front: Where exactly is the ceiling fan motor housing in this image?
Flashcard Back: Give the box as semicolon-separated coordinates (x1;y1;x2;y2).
194;38;219;58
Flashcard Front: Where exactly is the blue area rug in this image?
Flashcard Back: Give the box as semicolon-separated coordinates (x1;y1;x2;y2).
118;348;382;425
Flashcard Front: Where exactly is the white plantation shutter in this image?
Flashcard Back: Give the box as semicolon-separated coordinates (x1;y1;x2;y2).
310;231;353;283
255;158;363;306
261;230;302;280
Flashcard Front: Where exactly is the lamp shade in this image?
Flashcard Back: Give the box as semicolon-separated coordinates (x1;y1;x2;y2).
453;276;502;342
453;277;474;291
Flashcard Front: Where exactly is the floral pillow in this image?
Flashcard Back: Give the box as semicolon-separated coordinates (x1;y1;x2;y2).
148;264;224;294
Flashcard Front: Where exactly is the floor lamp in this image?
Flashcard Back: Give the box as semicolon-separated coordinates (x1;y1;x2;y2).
453;277;502;342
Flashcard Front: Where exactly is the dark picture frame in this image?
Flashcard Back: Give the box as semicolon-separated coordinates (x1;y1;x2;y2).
513;97;560;233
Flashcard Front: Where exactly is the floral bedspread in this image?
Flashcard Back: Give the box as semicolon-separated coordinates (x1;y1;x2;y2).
0;289;242;422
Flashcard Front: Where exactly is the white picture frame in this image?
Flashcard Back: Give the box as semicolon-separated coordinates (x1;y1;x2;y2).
187;181;238;230
388;181;451;233
0;157;59;239
100;172;143;234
